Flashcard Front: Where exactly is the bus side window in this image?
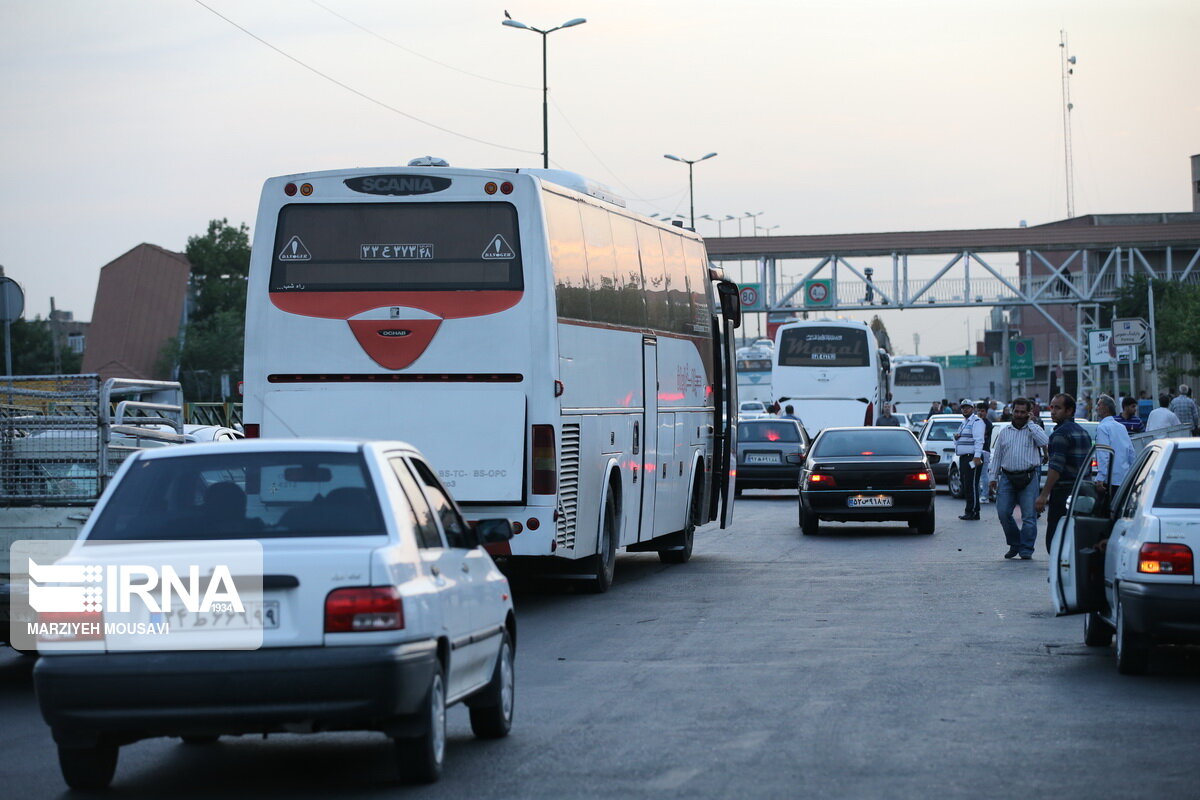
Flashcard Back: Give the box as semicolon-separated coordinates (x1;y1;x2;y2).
611;215;647;328
682;238;712;335
661;232;693;335
544;192;591;322
637;223;670;330
581;203;620;326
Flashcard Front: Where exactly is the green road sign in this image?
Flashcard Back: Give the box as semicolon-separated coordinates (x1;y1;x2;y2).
1009;338;1034;380
803;279;834;308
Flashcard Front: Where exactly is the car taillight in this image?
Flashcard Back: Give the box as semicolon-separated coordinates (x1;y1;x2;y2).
903;472;931;487
244;424;260;438
532;424;556;494
1138;543;1193;575
324;587;404;632
807;472;837;488
864;403;874;426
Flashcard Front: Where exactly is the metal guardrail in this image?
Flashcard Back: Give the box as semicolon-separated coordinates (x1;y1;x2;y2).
184;402;243;429
1129;423;1193;454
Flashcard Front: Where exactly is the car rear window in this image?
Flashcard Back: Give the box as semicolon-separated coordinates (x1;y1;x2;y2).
740;422;802;443
1153;449;1200;509
813;430;922;457
924;420;961;442
87;451;385;541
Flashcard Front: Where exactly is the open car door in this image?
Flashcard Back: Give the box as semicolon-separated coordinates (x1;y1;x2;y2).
1050;444;1116;616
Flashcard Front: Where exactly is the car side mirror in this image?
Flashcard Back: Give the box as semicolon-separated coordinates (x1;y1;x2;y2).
924;451;941;465
1073;495;1096;516
471;518;515;545
716;280;742;328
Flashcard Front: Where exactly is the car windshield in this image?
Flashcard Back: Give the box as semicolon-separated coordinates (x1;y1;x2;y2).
813;430;922;457
87;451;385;541
924;420;961;441
740;422;802;443
1154;449;1200;509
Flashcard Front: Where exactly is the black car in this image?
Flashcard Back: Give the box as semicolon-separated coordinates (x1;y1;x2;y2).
735;418;810;494
798;427;938;535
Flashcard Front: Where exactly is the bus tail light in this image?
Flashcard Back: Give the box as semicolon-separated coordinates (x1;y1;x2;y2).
1138;543;1193;575
864;402;874;425
244;424;260;438
807;472;837;488
325;587;404;632
532;425;557;494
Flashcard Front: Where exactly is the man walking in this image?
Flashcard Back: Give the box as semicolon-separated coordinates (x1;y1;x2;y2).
1035;393;1091;552
1146;393;1182;432
1094;394;1136;496
1170;385;1200;436
954;400;985;520
875;404;901;426
975;400;995;503
1115;396;1144;434
989;398;1050;559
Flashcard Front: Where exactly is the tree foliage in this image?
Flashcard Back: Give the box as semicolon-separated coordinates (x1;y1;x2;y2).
159;219;251;401
4;317;82;375
1114;275;1200;383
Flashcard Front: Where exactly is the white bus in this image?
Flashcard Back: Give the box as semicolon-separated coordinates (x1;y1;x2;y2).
242;162;741;592
889;356;945;417
771;319;890;433
735;343;774;404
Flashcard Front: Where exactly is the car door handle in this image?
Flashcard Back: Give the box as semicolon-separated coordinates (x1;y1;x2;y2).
430;565;440;577
461;562;471;573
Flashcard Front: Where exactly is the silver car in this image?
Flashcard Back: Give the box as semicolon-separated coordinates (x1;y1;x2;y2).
735;418;810;495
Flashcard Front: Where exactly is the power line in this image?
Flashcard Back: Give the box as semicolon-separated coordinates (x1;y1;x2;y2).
191;0;539;156
309;0;538;91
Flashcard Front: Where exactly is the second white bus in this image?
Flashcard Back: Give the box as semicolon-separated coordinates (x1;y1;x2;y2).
889;356;945;416
242;162;741;592
771;319;890;433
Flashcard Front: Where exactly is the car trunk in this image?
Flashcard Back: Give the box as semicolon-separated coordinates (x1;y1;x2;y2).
810;456;929;490
1156;511;1200;585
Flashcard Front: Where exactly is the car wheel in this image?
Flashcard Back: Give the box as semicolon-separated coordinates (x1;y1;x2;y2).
468;631;515;739
1115;594;1150;675
180;735;220;745
57;743;118;791
1083;611;1114;648
914;508;935;535
659;481;701;564
800;507;819;536
584;492;618;593
947;463;963;499
394;668;446;783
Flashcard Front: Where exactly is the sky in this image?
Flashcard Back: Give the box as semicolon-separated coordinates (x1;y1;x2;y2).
1;0;1197;357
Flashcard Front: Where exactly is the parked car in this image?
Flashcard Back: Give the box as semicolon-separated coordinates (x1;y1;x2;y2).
183;424;244;443
735;418;810;495
798;427;937;535
32;439;516;789
915;414;964;489
1051;438;1200;675
892;412;912;430
739;400;769;419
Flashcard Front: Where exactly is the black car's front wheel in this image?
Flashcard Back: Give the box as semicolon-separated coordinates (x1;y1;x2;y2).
57;743;118;791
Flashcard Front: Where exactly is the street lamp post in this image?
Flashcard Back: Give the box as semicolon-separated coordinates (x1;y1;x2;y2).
664;152;717;229
744;211;764;234
503;15;587;169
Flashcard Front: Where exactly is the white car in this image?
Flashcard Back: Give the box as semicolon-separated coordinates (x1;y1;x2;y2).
32;439;516;789
1051;438;1200;675
739;400;770;419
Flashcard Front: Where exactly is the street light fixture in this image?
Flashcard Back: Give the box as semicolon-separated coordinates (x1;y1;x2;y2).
663;152;718;230
502;15;587;169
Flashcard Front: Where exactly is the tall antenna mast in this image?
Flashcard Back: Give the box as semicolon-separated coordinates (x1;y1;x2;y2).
1059;30;1077;218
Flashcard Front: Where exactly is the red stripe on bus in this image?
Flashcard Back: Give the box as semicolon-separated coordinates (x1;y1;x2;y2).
270;291;522;319
348;319;442;370
267;374;524;383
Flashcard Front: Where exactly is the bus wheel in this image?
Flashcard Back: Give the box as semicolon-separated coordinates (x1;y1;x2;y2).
584;493;617;593
659;482;700;564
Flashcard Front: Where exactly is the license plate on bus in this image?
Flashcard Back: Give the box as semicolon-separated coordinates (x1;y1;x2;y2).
158;601;280;632
745;453;781;465
848;495;893;508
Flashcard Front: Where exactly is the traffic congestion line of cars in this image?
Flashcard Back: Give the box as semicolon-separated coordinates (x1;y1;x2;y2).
30;440;517;789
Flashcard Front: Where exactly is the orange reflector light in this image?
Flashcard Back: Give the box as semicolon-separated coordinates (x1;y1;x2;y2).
485;182;498;195
300;183;314;196
284;183;297;196
501;181;514;194
526;517;540;531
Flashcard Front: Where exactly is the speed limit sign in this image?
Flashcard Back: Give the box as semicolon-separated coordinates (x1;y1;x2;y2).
739;286;759;308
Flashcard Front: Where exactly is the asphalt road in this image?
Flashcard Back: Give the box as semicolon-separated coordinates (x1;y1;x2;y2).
2;491;1199;798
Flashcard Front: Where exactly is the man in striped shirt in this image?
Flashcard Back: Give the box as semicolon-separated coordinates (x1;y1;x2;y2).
988;398;1050;559
1036;393;1092;552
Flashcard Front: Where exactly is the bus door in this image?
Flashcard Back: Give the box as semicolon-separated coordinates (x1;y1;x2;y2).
637;336;659;541
712;280;741;528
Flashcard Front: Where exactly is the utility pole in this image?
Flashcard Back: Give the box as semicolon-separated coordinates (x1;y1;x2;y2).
1059;30;1078;218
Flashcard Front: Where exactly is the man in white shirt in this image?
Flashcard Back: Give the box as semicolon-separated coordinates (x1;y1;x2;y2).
1094;394;1135;494
1146;393;1182;432
953;400;986;520
988;397;1050;559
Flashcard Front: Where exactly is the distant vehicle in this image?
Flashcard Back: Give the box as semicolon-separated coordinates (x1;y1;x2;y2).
892;412;912;430
797;427;937;535
1050;438;1200;675
889;357;945;414
735;418;810;495
907;411;931;431
739;400;770;419
735;343;774;404
241;162;743;589
32;439;518;788
183;424;244;443
915;414;965;490
772;319;890;434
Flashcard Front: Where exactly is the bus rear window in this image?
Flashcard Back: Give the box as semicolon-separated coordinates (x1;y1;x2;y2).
894;365;939;386
270;202;522;292
778;327;870;367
